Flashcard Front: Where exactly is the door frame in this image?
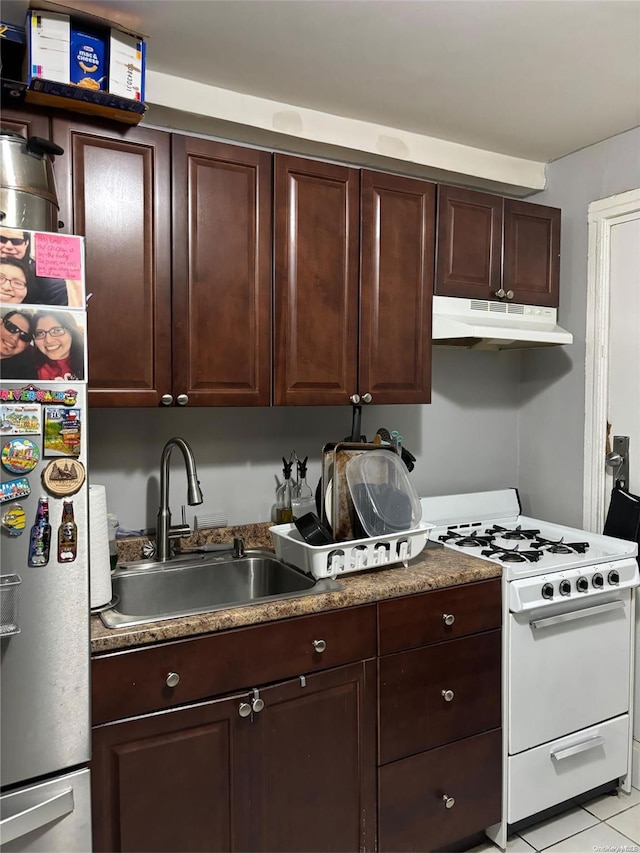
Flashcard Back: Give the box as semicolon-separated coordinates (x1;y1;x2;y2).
583;188;640;532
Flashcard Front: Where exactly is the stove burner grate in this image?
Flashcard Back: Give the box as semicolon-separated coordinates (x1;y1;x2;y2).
438;529;495;548
481;542;543;563
485;524;541;541
532;536;589;555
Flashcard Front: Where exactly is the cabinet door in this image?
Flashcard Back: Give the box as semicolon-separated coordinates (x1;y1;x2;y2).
52;118;171;406
274;154;360;405
503;198;560;306
359;171;434;405
172;137;272;406
91;692;251;853
435;185;503;300
250;660;376;853
0;106;50;141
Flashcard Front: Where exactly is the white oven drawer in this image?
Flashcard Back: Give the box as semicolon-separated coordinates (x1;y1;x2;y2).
509;591;631;754
508;714;629;824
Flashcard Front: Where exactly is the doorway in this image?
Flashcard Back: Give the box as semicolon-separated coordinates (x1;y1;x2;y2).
583;188;640;533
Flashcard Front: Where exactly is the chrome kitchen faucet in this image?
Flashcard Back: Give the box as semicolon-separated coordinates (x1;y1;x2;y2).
156;437;204;561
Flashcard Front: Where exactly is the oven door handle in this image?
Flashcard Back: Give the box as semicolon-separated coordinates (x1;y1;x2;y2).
530;599;625;630
550;735;605;761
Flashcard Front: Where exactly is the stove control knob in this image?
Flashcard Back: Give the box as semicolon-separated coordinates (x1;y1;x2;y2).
608;569;620;585
542;583;554;599
576;576;589;593
559;579;571;596
592;573;604;589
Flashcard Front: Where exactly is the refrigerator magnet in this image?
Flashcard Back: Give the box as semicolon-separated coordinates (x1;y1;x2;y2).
0;477;30;503
0;404;41;435
1;438;40;474
1;503;26;535
43;407;81;457
41;459;85;497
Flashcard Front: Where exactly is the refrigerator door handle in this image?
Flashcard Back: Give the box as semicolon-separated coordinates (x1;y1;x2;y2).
0;787;74;843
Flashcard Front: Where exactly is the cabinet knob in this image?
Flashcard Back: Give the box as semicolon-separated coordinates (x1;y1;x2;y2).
443;613;455;626
160;394;173;406
313;639;327;653
238;702;252;718
251;688;264;713
441;689;455;702
166;672;180;688
176;394;189;406
350;394;360;404
494;289;506;299
442;795;456;809
361;393;372;404
506;290;514;300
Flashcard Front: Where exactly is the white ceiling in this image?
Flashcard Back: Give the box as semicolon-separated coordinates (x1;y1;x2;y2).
5;0;640;163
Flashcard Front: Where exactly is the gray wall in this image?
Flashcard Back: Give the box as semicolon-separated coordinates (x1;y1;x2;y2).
518;127;640;527
88;348;521;530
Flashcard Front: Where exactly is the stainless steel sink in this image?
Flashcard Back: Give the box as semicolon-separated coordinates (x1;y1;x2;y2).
100;549;341;628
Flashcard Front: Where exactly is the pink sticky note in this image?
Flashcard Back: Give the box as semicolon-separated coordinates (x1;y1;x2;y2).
34;233;83;280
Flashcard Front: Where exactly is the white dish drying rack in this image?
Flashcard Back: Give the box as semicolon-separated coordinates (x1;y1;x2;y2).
270;522;434;580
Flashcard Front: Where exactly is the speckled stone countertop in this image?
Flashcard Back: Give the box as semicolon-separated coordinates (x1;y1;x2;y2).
91;523;501;654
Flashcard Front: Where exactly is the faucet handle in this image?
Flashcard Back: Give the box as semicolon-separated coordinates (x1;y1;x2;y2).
168;523;191;540
181;505;187;526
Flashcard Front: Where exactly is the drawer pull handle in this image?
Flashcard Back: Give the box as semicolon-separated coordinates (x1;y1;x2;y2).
166;672;180;688
550;735;605;761
441;689;455;702
313;639;327;653
443;613;455;626
238;702;252;718
442;795;455;809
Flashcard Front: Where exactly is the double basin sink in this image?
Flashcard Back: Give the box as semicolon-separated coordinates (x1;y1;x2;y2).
101;549;342;629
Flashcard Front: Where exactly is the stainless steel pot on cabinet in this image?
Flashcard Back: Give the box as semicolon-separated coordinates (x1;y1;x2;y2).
0;129;64;231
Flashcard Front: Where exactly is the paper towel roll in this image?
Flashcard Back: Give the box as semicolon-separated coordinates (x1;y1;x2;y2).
89;484;113;609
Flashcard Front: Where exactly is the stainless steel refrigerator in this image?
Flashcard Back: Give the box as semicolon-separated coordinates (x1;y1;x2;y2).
0;231;91;851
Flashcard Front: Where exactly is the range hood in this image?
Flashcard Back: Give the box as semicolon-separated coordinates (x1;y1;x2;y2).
432;296;573;350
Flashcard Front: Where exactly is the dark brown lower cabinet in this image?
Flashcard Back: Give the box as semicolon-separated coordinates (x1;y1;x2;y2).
92;660;376;853
378;728;502;853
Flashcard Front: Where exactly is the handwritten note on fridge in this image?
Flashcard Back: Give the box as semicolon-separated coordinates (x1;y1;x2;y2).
34;233;83;280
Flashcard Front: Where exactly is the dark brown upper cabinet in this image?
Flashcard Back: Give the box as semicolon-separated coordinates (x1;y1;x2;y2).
52;123;271;407
435;185;503;300
503;198;560;307
172;136;272;406
274;154;360;406
274;155;435;406
436;185;560;307
0;106;51;141
52;117;172;407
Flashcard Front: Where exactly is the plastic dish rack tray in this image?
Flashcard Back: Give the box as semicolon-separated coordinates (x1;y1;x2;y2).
270;522;434;580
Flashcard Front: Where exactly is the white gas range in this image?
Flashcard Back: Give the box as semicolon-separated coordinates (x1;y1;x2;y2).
421;488;639;850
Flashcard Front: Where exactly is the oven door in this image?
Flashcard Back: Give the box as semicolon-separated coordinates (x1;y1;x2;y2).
508;589;632;755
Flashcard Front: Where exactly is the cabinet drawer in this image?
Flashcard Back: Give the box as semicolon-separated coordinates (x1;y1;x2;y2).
92;604;376;724
379;630;501;764
379;728;502;852
378;578;501;654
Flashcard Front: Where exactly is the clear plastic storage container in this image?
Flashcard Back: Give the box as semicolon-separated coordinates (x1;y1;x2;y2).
346;449;421;537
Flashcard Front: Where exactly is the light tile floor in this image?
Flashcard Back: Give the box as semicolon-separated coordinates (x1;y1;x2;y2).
470;788;640;853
